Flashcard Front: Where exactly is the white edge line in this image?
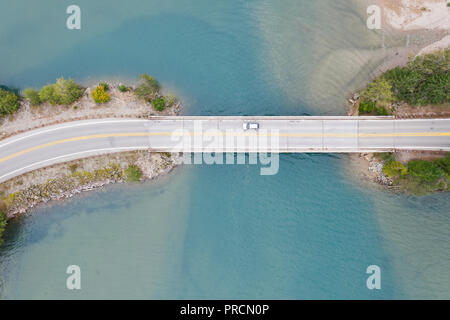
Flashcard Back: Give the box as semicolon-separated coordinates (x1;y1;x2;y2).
2;145;449;182
0;146;148;182
0;119;148;149
2;118;449;149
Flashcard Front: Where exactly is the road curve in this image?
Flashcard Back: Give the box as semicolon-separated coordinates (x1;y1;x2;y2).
0;116;449;183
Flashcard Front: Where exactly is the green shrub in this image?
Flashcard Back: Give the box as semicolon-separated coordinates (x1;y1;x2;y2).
69;164;79;173
125;164;142;182
135;73;160;101
99;82;110;91
383;161;408;177
152;97;166;111
381;154;450;194
0;88;20;116
375;106;389;115
118;84;129;92
359;100;375;114
408;160;444;182
92;85;111;104
378;152;396;164
23;88;41;106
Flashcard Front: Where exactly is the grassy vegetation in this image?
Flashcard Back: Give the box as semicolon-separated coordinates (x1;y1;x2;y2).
383;160;408;177
380;153;450;194
135;73;160;102
99;82;110;91
23;88;41;106
125;164;143;182
118;84;129;92
165;93;178;107
359;49;449;115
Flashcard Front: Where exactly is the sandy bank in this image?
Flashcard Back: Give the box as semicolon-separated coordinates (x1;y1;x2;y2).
380;0;450;31
417;34;450;55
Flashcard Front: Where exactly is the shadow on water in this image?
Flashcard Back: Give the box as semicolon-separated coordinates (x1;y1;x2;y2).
0;85;20;95
0;184;140;250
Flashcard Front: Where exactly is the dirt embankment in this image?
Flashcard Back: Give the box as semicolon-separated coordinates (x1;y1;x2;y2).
0;151;180;218
0;80;183;218
0;151;181;218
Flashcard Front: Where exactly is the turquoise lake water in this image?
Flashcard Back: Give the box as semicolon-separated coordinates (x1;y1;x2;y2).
1;0;449;299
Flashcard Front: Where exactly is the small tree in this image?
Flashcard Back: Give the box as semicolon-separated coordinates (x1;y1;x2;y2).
24;88;41;106
361;76;394;106
36;79;83;106
92;85;111;104
0;88;19;116
54;78;83;105
152;97;166;111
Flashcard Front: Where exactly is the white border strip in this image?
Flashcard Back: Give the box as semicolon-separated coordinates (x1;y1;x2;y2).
0;119;148;149
0;146;148;183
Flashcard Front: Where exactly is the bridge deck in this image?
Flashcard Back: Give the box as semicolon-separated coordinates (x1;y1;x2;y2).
0;117;449;182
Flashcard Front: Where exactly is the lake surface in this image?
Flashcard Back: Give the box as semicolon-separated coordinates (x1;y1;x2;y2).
1;0;449;299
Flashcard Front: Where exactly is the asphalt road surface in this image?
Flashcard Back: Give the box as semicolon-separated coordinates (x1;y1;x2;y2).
1;116;449;182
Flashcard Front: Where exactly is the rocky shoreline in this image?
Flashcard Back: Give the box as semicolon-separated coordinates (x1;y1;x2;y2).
364;153;393;186
2;151;181;218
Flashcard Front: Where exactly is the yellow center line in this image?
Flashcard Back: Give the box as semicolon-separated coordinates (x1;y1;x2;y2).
1;131;449;163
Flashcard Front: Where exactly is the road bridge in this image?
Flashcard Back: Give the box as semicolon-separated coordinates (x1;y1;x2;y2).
0;116;449;182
